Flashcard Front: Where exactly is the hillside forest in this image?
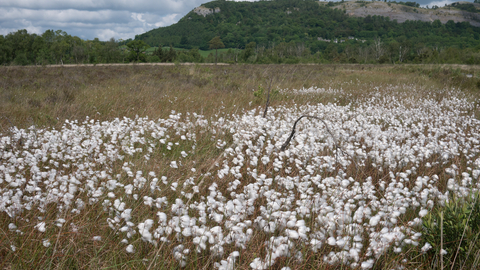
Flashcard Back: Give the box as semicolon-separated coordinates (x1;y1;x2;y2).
2;0;480;65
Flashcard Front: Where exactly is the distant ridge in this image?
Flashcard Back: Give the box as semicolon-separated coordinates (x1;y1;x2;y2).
134;0;480;51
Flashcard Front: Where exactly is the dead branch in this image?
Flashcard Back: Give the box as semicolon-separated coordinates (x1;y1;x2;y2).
262;77;274;118
1;116;15;134
280;115;358;168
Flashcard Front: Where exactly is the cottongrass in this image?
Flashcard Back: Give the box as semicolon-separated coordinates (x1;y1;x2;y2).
1;85;480;269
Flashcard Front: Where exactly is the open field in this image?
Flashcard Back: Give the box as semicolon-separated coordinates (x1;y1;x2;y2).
1;64;480;269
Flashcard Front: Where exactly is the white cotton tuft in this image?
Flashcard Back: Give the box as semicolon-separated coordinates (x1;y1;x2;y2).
369;216;380;226
361;259;374;269
126;244;135;253
286;229;299;239
35;222;46;233
327;237;336;246
421;242;432;253
42;239;51;247
419;209;428;218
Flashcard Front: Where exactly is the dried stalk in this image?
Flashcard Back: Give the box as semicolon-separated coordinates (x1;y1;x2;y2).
280;115;358;169
1;116;15;136
262;77;274;118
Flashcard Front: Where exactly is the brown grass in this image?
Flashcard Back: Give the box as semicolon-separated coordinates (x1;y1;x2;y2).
2;64;478;131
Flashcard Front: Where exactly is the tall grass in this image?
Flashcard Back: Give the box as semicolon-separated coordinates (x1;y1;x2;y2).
2;64;478;131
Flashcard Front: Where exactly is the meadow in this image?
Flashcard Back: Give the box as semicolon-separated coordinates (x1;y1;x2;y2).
1;64;480;269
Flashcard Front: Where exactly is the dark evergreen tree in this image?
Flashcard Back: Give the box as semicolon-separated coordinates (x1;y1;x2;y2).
208;36;225;65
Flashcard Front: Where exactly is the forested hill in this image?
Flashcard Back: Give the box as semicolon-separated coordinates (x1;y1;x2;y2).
135;0;480;51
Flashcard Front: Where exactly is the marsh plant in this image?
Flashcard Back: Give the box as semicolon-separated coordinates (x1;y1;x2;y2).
422;191;480;268
1;65;480;269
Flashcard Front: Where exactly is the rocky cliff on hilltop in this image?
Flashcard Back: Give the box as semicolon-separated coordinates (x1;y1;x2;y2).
324;1;480;27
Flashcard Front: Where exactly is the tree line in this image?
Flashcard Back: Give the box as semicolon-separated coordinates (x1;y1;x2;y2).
0;29;127;65
213;38;480;65
0;29;223;65
1;28;480;66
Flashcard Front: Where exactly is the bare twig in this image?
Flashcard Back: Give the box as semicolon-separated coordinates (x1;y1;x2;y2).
2;116;14;127
0;116;15;136
262;77;273;118
280;115;336;151
280;115;358;169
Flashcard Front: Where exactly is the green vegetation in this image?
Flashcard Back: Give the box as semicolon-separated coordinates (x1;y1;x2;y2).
137;0;480;54
451;2;480;13
422;192;480;268
0;29;125;65
126;40;150;62
208;36;225;65
2;0;480;65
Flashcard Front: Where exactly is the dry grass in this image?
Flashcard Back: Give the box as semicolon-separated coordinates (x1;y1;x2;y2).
2;64;478;131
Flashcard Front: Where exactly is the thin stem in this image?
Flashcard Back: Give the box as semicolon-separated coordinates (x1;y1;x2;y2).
441;211;444;270
280;115;358;169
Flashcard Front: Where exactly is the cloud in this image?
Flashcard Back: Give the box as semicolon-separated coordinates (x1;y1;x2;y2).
421;0;457;7
131;12;182;28
0;0;206;15
0;0;208;40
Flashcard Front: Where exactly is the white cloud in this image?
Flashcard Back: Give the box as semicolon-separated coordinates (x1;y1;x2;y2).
0;8;126;23
421;0;457;8
155;13;182;27
130;12;182;28
0;0;209;40
95;28;121;41
0;0;206;15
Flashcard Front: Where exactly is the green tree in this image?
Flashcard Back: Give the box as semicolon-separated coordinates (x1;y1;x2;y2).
180;36;189;48
31;35;48;65
100;38;121;63
157;45;177;63
165;45;177;62
208;36;225;65
13;52;29;65
50;30;70;64
126;40;150;62
6;29;35;64
0;35;7;65
242;41;256;62
69;36;85;64
153;45;165;62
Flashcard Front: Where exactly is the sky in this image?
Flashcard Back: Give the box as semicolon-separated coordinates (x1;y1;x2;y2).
0;0;476;41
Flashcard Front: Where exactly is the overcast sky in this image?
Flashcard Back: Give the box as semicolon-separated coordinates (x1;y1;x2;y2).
0;0;475;41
